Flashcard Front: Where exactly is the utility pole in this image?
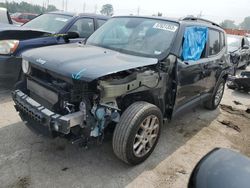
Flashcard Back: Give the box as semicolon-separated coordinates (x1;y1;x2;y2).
137;6;140;16
83;2;86;13
94;4;97;14
64;0;68;11
62;0;64;11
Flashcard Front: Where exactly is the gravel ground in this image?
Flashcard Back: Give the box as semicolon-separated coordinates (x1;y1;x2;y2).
0;68;250;188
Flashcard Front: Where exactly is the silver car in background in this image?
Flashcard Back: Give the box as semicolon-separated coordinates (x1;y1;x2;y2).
0;7;12;24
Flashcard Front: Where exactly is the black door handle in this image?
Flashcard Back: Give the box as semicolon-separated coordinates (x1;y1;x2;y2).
203;64;209;69
219;61;224;66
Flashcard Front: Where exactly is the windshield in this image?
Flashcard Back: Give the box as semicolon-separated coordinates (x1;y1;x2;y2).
23;13;72;33
227;36;241;48
87;17;179;58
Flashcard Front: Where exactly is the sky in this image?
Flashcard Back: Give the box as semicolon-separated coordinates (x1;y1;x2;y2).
2;0;250;24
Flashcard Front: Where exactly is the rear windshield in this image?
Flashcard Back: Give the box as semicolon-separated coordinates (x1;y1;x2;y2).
23;13;72;33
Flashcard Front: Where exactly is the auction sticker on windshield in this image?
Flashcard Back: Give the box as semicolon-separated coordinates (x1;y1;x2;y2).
153;23;178;32
55;17;69;22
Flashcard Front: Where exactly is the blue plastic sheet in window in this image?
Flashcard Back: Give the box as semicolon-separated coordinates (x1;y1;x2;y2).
182;26;208;61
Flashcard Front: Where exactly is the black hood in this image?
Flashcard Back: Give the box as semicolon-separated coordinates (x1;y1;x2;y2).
22;44;158;82
0;24;50;40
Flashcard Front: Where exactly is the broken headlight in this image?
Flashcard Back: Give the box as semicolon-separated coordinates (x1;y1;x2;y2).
22;59;31;74
0;40;19;55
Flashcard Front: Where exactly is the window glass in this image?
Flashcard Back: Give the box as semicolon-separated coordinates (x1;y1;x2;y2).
227;36;241;48
28;15;36;20
23;14;72;33
209;30;220;56
182;26;208;61
87;17;179;58
97;19;106;28
69;18;94;38
19;14;26;19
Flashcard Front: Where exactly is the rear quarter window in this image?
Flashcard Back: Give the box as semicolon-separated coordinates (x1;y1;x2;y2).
209;29;220;56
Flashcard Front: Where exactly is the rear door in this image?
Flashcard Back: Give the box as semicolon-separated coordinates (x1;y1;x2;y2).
201;29;227;92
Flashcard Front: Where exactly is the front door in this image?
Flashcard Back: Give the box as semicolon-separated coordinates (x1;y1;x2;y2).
174;26;209;112
174;58;208;110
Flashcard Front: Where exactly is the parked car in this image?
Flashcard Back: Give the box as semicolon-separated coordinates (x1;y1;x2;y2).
189;148;250;188
11;13;38;24
0;7;12;24
227;34;250;72
227;71;250;92
13;16;230;165
0;11;109;88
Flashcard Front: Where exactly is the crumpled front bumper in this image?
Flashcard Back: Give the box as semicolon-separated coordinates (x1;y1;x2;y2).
12;90;85;137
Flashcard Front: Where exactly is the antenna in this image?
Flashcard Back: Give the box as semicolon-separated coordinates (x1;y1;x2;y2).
65;0;68;11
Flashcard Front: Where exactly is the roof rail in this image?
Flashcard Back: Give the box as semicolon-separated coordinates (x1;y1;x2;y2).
182;16;221;28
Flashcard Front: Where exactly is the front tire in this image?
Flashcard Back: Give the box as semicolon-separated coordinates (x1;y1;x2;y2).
204;79;226;110
112;102;163;165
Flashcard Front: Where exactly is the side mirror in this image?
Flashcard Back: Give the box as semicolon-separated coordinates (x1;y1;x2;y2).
242;45;249;50
63;32;80;42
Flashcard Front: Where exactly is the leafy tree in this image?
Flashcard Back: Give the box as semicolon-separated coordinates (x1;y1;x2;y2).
46;5;58;12
220;20;238;29
240;17;250;30
100;4;114;16
0;1;57;14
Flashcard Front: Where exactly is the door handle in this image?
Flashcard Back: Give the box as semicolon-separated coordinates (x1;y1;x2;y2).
203;64;209;69
219;60;224;66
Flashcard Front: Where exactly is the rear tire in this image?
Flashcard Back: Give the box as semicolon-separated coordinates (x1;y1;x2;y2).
112;102;162;165
204;79;226;110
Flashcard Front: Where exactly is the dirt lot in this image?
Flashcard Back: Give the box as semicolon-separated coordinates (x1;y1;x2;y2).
0;69;250;188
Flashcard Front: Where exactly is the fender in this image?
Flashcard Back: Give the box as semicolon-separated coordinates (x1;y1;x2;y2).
212;70;229;96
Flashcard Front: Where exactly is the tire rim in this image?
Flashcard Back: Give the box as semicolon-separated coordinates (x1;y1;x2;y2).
133;115;160;158
214;82;224;106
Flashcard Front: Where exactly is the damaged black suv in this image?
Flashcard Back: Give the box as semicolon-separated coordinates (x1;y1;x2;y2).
13;16;230;165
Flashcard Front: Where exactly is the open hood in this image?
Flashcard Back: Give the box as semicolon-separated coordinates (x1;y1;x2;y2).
0;24;50;40
22;44;159;82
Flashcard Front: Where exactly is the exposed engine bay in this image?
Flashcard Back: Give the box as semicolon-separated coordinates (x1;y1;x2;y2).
14;59;173;146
